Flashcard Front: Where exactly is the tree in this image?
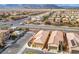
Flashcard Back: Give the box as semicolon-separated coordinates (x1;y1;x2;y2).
44;20;51;25
42;15;49;22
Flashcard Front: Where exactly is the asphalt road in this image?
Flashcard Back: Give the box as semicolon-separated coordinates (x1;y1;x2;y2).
14;24;79;32
2;31;34;54
0;16;30;26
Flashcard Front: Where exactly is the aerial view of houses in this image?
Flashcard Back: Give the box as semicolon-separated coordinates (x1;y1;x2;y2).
0;4;79;54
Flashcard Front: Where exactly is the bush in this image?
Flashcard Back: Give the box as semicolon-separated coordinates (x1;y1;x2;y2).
16;27;29;31
44;20;51;25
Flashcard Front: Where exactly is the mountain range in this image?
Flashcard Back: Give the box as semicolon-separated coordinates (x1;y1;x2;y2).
0;4;79;8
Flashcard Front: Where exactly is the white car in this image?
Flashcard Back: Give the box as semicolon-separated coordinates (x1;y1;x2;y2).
11;26;16;29
20;22;24;25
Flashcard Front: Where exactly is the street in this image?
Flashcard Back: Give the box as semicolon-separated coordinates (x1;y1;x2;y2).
14;24;79;32
2;31;34;54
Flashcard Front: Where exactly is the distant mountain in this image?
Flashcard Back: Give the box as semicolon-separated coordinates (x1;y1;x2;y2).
0;4;22;8
0;4;79;8
57;4;79;8
0;4;62;8
40;4;62;8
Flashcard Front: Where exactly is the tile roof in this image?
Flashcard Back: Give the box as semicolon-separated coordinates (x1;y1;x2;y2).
33;30;50;44
48;31;64;46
